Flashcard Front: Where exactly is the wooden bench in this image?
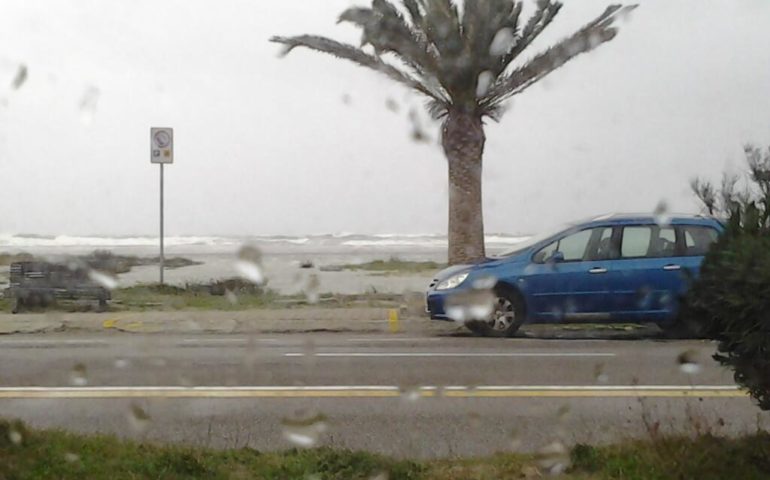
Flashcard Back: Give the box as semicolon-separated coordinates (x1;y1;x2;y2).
5;261;111;314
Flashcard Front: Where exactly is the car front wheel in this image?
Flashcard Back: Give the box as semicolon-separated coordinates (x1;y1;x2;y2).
465;287;526;338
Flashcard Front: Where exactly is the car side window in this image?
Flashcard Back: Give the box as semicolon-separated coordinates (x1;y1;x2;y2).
533;227;613;263
621;225;678;258
682;226;719;256
649;226;676;257
621;226;652;258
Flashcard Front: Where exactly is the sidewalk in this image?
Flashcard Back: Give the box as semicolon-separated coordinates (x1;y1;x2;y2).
0;308;449;335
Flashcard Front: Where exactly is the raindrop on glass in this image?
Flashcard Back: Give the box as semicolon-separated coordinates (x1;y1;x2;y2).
476;71;494;98
654;200;671;227
69;363;88;386
678;350;702;375
8;429;22;445
445;305;467;323
489;28;516;56
399;385;421;402
594;363;609;384
536;441;571;476
79;86;100;125
235;245;265;285
304;273;320;304
281;413;328;448
11;64;27;90
114;358;129;369
385;97;399;113
88;270;118;290
127;403;151;433
509;429;523;451
225;289;239;305
64;452;80;463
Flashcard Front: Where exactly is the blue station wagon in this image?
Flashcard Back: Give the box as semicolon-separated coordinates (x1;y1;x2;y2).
426;214;723;337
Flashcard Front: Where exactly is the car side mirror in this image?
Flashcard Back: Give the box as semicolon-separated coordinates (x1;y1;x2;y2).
549;251;565;263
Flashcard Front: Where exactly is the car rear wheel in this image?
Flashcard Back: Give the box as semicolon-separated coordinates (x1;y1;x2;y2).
465;287;525;338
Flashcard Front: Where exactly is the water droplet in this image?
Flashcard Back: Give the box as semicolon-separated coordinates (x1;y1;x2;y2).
8;429;22;445
225;290;239;305
536;441;571;476
654;200;671;227
11;64;27;90
594;363;609;384
588;31;604;49
69;363;88;386
399;385;421;402
385;98;399;113
64;452;80;463
88;270;118;290
678;350;702;375
235;245;265;285
636;286;653;309
471;276;497;290
114;358;129;369
79;86;100;125
509;430;523;451
476;71;494;97
127;403;151;433
445;305;467;323
281;413;328;448
304;273;320;304
555;405;570;422
489;28;516;56
408;108;430;143
468;302;494;320
341;93;352;105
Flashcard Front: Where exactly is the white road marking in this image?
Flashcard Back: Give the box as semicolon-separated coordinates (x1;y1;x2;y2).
345;338;441;342
0;385;743;399
0;340;107;348
284;352;616;358
180;338;277;343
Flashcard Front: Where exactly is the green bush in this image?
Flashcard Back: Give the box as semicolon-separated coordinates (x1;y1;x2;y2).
685;145;770;410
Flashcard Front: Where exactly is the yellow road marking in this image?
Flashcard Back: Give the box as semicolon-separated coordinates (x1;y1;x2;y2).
0;387;748;400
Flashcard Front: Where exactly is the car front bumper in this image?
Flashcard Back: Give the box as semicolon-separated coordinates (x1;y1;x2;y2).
426;291;451;321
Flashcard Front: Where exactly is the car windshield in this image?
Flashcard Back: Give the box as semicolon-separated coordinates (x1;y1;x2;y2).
496;223;574;257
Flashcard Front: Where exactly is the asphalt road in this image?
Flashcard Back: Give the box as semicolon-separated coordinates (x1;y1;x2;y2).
0;332;764;458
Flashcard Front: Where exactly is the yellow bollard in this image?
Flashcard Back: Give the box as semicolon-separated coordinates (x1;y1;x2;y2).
388;309;400;333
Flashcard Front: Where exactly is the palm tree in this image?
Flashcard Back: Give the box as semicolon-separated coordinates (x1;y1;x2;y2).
272;0;636;265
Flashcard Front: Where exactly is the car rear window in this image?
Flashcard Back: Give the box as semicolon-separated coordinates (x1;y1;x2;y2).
682;226;720;256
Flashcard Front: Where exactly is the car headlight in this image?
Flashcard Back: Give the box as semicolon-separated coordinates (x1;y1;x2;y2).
436;272;469;291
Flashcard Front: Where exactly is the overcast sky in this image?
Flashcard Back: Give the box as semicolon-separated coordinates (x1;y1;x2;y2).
0;0;768;236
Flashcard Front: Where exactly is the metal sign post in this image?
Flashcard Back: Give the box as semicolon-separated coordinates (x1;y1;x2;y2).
151;127;174;285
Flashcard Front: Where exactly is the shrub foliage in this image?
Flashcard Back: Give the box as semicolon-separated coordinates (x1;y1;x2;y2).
686;145;770;410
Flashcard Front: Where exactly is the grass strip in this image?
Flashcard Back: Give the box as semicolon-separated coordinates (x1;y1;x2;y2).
1;420;769;479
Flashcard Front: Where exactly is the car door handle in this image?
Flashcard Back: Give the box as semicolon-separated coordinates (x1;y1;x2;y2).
663;265;681;271
589;267;608;274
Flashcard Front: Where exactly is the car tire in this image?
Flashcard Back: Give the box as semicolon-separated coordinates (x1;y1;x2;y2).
465;286;526;338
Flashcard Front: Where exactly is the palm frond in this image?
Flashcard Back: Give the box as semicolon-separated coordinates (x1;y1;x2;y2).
498;0;561;68
338;0;439;77
270;34;449;105
480;4;637;111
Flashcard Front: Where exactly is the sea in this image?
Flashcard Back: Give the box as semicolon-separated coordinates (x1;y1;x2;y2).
0;233;530;295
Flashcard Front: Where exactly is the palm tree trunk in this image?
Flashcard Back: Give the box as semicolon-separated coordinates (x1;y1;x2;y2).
442;110;486;265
